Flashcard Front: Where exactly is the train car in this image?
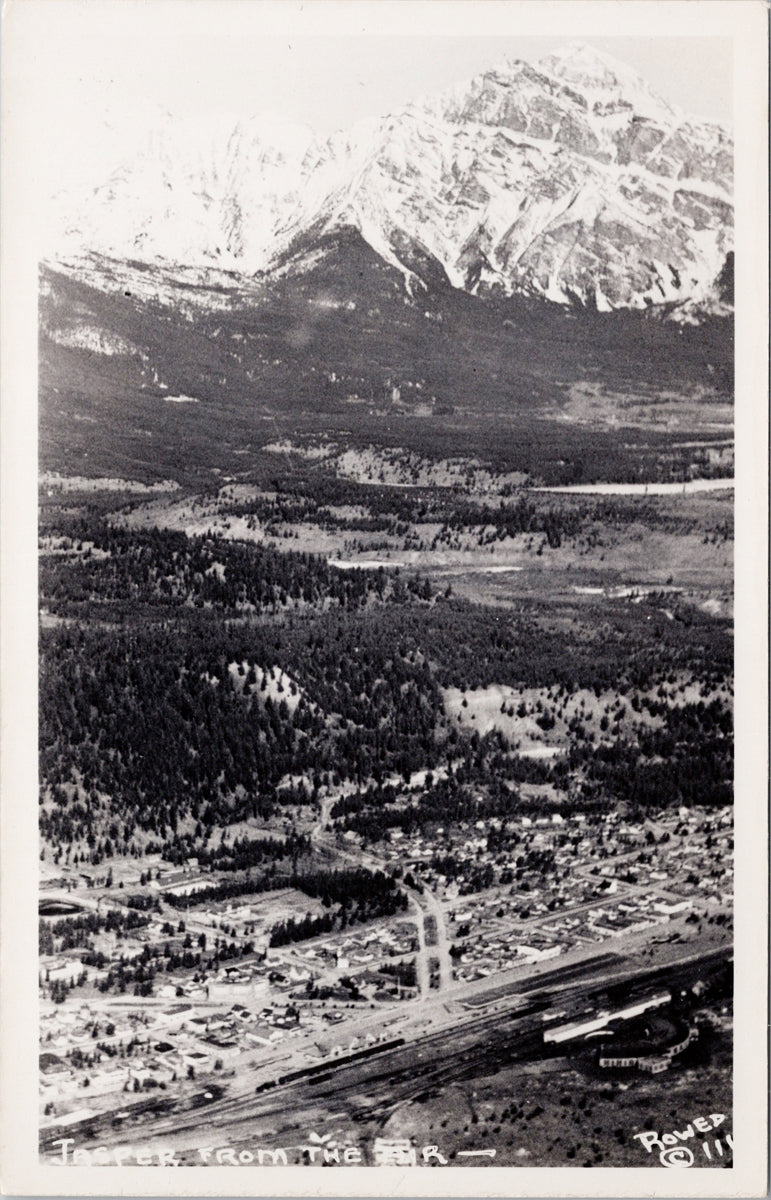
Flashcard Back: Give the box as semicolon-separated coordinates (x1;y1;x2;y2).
256;1037;406;1093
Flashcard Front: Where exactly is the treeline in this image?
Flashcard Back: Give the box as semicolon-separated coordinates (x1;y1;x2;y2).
159;872;291;910
39;907;151;955
330;695;732;843
212;476;722;548
393;597;732;695
92;935;254;995
269;869;408;945
163;831;310;871
330;744;553;841
572;700;733;810
163;863;402;914
39;546;731;858
39;521;399;614
291;865;402;907
39;606;449;852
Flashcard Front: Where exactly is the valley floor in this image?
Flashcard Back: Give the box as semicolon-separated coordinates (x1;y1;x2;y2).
37;464;734;1169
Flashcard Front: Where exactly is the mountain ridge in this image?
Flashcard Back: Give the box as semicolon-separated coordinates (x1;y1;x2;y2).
47;44;733;318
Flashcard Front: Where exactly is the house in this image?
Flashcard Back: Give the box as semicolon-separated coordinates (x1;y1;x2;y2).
653;900;692;916
163;878;211;897
39;1054;71;1080
182;1050;210;1068
207;976;270;1005
48;960;87;983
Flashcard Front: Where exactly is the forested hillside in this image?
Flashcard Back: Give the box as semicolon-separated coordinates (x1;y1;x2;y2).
40;515;732;867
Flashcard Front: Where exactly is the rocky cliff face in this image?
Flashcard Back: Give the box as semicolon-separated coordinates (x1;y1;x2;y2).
49;44;732;317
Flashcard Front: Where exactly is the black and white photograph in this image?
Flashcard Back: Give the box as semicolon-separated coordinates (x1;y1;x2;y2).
1;0;767;1194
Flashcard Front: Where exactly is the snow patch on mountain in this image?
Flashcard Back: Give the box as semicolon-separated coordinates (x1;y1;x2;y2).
42;324;142;357
45;44;733;317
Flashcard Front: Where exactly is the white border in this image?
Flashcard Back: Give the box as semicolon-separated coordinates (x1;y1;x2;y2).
1;1;768;1196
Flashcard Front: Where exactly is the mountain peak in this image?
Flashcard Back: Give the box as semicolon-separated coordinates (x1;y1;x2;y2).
536;42;679;124
46;46;733;319
545;41;633;70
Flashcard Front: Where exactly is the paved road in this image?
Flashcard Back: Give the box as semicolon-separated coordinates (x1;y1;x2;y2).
420;885;452;990
411;896;430;998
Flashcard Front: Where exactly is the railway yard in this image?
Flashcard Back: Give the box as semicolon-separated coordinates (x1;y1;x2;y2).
39;796;733;1168
39;943;732;1167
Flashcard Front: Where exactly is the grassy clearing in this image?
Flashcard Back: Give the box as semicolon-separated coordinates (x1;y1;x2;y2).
227;662;307;715
443;683;666;751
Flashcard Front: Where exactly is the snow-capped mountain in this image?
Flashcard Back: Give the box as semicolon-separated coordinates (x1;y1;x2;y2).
48;44;733;315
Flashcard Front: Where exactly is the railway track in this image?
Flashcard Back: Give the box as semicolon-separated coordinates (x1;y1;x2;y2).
40;945;731;1160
